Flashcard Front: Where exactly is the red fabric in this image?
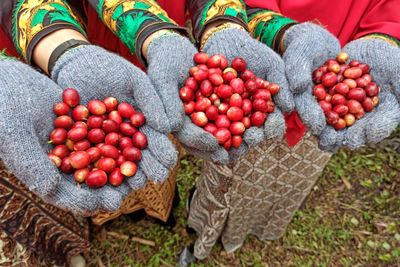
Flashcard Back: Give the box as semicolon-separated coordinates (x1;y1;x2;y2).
0;28;20;58
246;0;400;46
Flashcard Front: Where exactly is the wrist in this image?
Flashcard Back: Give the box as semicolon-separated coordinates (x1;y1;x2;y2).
200;21;246;51
32;29;88;74
142;29;179;60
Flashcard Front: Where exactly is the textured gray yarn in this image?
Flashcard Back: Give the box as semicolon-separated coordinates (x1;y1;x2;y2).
283;22;341;135
147;34;198;132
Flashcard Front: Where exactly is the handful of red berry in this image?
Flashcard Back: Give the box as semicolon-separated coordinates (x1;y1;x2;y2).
312;52;380;130
180;53;280;150
48;88;147;188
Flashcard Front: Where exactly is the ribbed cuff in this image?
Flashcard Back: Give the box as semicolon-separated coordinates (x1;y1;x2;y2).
135;23;187;67
359;33;400;47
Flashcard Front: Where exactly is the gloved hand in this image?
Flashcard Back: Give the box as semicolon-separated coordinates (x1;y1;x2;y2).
0;58;128;215
194;28;290;162
51;45;178;184
283;22;341;135
145;34;233;164
146;34;198;131
319;38;400;150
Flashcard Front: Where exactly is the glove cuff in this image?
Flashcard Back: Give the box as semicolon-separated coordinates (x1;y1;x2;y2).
358;33;400;47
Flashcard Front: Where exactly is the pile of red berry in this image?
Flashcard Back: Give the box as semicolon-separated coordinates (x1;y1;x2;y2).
48;88;147;188
180;53;280;149
312;52;380;130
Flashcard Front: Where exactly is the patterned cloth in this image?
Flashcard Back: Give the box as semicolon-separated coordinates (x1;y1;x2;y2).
188;132;332;259
0;160;90;266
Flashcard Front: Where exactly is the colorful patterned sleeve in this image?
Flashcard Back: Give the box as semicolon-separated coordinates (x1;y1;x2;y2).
88;0;186;65
9;0;86;64
247;7;297;54
188;0;249;43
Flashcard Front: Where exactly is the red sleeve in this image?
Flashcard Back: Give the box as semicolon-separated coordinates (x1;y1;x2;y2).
354;0;400;40
245;0;281;13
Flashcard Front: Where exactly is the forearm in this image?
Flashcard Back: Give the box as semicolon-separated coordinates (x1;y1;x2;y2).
247;7;297;54
8;0;86;65
87;0;186;65
32;29;88;74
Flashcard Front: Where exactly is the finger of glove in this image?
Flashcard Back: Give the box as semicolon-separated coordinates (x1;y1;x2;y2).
344;39;400;100
284;23;341;94
147;35;198;132
263;108;286;139
0;130;62;196
182;144;229;165
145;78;185;132
243;127;265;146
365;90;400;144
260;54;294;112
343;111;375;149
175;117;220;151
140;125;178;169
228;143;249;164
94;183;130;211
126;68;172;133
126;168;147;190
49;177;100;216
138;149;170;183
343;90;397;148
294;91;327;135
51;45;171;133
0;63;62;196
318;126;345;152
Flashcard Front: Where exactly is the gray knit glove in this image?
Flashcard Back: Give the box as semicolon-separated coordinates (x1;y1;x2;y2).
319;39;400;150
52;45;178;185
147;34;198;131
198;28;290;161
0;58;128;216
145;35;232;163
283;22;341;135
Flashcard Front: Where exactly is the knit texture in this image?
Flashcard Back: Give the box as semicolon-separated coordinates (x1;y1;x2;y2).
147;34;198;132
283;22;341;135
51;45;178;184
319;39;400;150
202;29;289;154
0;59;129;215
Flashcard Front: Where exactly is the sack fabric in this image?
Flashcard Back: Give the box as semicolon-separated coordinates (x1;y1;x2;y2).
188;132;332;259
0;161;90;266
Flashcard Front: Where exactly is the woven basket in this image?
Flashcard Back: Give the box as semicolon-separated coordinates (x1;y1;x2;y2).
91;135;183;225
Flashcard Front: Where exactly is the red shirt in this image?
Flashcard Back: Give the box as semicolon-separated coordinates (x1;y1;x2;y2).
246;0;400;46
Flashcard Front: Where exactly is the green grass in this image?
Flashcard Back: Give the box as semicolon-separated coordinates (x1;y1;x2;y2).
87;134;400;267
